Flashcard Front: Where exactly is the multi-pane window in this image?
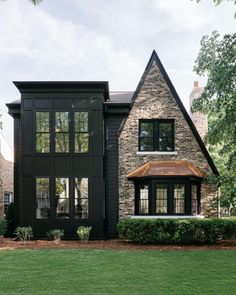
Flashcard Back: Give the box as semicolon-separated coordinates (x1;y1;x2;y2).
55;178;69;218
174;184;185;214
156;184;168;214
139;184;149;214
55;112;69;153
4;192;13;215
74;112;89;153
74;178;89;219
35;112;50;153
36;178;50;219
139;120;174;151
191;185;198;215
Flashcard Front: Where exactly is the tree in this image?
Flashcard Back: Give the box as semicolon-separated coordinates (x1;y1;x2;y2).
1;0;42;5
193;30;236;214
194;0;236;17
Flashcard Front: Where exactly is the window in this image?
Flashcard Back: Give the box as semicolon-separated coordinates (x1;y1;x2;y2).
191;184;198;215
55;112;69;153
35;112;50;153
36;178;50;219
55;178;69;218
74;178;89;219
139;120;174;151
174;184;185;214
74;112;89;153
139;184;149;214
4;192;13;215
156;184;167;214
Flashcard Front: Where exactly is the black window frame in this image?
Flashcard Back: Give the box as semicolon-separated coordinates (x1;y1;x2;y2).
74;111;89;154
134;178;201;216
138;119;175;152
35;111;51;154
54;111;70;154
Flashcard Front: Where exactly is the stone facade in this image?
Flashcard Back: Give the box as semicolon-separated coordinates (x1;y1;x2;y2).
118;59;218;219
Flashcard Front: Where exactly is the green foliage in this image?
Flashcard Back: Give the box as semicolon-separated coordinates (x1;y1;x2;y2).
4;202;14;237
77;226;92;242
47;229;64;242
117;218;236;244
15;226;33;242
0;219;7;236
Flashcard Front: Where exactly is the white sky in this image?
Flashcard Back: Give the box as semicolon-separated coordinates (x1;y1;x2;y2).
0;0;235;146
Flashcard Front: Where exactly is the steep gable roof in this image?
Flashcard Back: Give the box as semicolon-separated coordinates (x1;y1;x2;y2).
129;50;218;175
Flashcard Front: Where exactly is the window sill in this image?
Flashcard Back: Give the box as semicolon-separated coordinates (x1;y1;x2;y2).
131;215;204;219
136;151;177;155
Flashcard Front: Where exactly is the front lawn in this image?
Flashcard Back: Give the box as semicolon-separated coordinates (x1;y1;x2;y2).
0;249;235;295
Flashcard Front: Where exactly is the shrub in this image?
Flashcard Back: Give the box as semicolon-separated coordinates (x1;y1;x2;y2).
117;218;236;245
15;226;33;242
0;219;7;236
77;226;92;242
47;229;64;243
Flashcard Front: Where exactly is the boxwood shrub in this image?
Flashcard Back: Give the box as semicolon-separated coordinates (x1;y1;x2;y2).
117;218;236;244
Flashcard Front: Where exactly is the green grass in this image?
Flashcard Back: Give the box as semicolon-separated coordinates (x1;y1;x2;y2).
0;249;235;295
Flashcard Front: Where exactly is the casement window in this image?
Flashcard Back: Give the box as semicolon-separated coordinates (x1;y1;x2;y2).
55;112;69;153
74;112;89;153
35;112;50;153
55;178;70;219
136;179;200;215
36;178;50;219
139;119;174;151
74;178;89;219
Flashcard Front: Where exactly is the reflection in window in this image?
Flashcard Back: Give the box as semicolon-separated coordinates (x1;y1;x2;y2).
174;184;185;214
36;112;50;153
36;178;50;219
74;112;89;153
191;185;198;215
139;122;153;151
158;122;173;151
139;185;149;214
55;178;69;218
55;112;69;153
74;178;88;219
156;184;167;214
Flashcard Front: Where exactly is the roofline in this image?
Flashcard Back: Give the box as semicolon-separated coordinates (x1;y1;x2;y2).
121;50;219;175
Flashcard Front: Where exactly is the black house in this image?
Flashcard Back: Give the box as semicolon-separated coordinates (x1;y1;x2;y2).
7;51;218;239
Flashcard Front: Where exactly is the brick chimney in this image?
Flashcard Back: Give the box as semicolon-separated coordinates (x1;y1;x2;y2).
190;81;208;142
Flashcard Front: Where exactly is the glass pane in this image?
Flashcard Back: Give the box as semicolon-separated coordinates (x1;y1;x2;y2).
139;185;149;214
75;112;88;132
36;112;49;132
55;112;69;132
191;184;198;215
55;133;69;153
174;184;185;214
156;184;167;214
139;138;153;151
36;178;50;219
140;122;153;137
75;178;88;219
36;133;50;153
159;122;173;151
75;133;89;153
55;178;69;218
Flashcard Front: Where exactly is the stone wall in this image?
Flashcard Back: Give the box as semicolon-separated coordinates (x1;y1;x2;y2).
118;60;218;219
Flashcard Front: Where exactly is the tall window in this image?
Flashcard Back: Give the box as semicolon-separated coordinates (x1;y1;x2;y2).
174;184;185;214
55;178;69;218
74;112;89;153
139;120;174;151
35;112;50;153
191;185;198;215
36;178;50;219
139;184;149;214
74;178;89;219
4;192;13;215
55;112;69;153
156;184;168;214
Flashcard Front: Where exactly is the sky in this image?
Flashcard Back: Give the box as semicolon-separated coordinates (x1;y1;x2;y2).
0;0;235;147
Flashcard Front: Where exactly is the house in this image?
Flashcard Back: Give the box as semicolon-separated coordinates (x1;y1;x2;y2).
6;51;218;239
0;132;14;218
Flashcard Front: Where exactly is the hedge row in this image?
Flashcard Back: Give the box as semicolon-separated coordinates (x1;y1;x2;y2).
0;219;7;236
117;218;236;244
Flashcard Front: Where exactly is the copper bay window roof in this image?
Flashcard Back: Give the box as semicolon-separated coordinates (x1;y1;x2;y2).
127;160;205;179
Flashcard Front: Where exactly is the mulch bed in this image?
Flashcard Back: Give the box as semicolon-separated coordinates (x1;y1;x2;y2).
0;238;236;251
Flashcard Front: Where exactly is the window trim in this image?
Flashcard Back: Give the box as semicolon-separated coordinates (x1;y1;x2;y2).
74;111;89;154
138;119;175;152
54;111;70;154
35;111;51;154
